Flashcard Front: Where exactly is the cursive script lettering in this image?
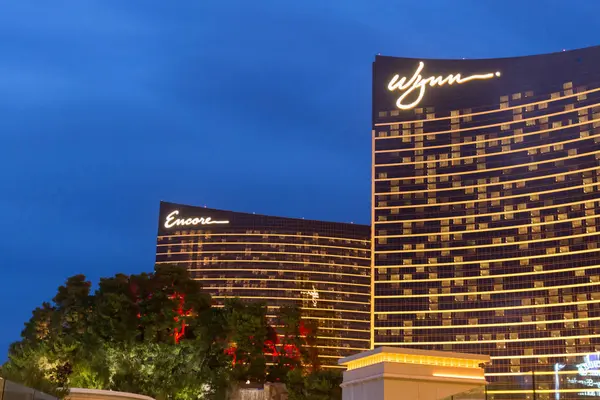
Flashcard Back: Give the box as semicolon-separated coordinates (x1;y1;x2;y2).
578;359;600;377
164;210;229;229
387;62;501;110
301;286;319;307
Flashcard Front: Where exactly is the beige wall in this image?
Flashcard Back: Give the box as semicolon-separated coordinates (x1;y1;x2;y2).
340;348;489;400
68;389;154;400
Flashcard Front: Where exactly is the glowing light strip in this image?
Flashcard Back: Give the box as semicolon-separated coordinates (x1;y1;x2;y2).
202;286;368;297
343;352;485;370
370;128;377;350
486;371;579;376
377;264;600;284
376;230;600;254
269;324;370;333
368;348;600;362
195;277;370;287
158;232;369;244
387;62;500;110
374;333;600;346
288;315;369;323
431;373;485;381
375;193;600;224
375;115;600;153
493;351;597;360
212;295;368;306
375;245;600;269
210;306;370;323
373;316;600;331
375;84;600;125
374;147;600;182
487;389;600;394
555;362;561;400
313;336;369;342
164;210;229;228
377;131;600;167
374;298;600;315
157;259;369;269
313;346;366;351
183;266;369;278
375;280;600;299
157;250;370;261
377;98;593;135
375;211;600;238
158;241;370;252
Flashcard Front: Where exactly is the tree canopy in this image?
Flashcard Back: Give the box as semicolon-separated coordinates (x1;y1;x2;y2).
1;265;339;400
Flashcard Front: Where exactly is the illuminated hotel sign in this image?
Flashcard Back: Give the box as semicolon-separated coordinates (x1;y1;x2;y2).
387;61;501;110
578;357;600;377
555;354;600;398
164;210;229;229
301;286;319;307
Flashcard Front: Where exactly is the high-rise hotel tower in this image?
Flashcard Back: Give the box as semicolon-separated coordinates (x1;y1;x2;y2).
156;201;371;368
372;46;600;399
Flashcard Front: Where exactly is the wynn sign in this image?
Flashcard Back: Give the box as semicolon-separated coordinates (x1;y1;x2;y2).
387;61;501;110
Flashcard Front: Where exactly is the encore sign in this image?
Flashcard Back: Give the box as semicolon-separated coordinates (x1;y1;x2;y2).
387;61;501;110
164;210;229;229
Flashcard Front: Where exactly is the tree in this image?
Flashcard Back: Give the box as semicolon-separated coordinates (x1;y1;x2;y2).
0;342;69;399
2;265;336;400
1;265;218;399
286;369;343;400
223;299;269;384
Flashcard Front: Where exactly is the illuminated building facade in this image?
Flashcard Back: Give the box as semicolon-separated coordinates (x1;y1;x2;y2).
156;201;371;368
372;46;600;399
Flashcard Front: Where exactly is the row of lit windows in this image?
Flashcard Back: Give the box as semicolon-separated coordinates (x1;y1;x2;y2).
375;84;592;129
375;112;598;147
375;82;592;123
374;151;600;184
375;126;598;164
375;182;600;209
158;231;369;245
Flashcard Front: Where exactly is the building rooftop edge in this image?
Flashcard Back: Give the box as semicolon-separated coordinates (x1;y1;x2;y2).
338;346;492;365
160;200;370;228
374;44;600;63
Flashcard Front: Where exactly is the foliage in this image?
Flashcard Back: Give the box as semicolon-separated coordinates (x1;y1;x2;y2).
286;369;343;400
1;265;334;400
222;299;269;384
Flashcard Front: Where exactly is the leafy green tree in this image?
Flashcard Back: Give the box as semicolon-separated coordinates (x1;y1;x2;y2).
0;342;69;399
2;266;218;399
2;264;338;400
223;299;269;384
286;369;342;400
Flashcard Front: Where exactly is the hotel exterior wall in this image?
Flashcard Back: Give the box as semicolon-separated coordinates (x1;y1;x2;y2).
156;201;371;367
372;46;600;399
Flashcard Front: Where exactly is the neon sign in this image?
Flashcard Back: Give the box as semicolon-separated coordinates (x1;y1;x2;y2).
164;210;229;229
555;354;600;398
387;62;501;110
301;286;319;307
578;356;600;377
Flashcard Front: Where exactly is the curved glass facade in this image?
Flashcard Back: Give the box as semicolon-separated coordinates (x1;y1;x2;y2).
372;46;600;399
155;201;370;368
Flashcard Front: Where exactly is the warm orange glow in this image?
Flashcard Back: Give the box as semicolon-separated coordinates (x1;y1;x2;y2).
431;373;485;381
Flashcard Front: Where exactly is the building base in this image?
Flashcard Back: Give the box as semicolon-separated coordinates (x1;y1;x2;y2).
338;347;490;400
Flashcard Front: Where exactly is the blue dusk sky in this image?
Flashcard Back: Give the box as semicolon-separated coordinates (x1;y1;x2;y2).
0;0;598;361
